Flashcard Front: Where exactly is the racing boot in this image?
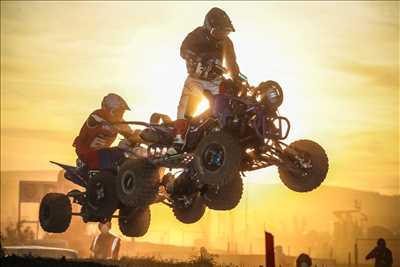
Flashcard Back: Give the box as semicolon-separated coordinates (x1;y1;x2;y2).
161;172;176;194
167;119;189;155
174;119;189;145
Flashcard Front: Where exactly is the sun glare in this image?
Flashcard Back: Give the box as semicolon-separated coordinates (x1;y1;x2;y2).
193;98;210;117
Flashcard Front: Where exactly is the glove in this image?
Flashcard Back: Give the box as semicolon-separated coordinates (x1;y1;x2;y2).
127;129;143;145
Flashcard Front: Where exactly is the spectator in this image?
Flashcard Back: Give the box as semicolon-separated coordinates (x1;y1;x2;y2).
0;233;4;258
90;221;120;260
366;238;393;267
296;253;312;267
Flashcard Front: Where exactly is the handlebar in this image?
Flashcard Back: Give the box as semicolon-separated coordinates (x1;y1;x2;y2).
112;121;158;127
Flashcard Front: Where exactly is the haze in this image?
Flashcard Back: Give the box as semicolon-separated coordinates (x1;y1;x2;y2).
1;1;398;195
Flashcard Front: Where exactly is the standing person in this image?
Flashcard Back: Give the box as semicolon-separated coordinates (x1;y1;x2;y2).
90;221;121;260
366;238;393;267
173;7;243;146
0;234;4;258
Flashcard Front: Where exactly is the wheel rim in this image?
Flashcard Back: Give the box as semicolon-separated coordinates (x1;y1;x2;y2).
293;153;313;177
122;170;137;195
202;143;225;171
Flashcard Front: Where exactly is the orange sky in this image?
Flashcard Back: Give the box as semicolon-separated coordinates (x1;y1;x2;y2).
1;1;399;194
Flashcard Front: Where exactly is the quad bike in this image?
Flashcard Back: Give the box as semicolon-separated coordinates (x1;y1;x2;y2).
115;66;329;216
39;140;155;237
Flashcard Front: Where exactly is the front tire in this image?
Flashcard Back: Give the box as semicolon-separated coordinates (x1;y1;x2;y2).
116;159;160;207
278;139;329;192
194;131;242;186
173;193;206;224
203;172;243;210
39;193;72;233
118;206;151;237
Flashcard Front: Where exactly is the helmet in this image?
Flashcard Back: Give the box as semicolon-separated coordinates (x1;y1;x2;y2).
204;7;235;33
101;93;130;111
377;238;386;248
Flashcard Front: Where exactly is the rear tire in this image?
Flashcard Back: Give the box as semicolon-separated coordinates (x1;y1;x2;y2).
118;206;151;237
86;171;119;218
173;194;206;224
278;139;329;192
203;172;243;210
116;159;160;207
39;193;72;233
194;131;242;185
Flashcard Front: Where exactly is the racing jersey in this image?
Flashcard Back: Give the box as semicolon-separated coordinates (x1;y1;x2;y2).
180;26;240;79
73;109;118;154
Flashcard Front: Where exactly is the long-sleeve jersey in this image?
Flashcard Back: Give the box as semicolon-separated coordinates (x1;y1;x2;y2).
73;109;135;155
73;109;118;154
180;27;240;78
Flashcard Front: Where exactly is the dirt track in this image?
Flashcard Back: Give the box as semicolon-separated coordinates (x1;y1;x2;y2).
1;255;221;267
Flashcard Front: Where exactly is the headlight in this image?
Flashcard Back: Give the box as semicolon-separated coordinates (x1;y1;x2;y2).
256;80;283;111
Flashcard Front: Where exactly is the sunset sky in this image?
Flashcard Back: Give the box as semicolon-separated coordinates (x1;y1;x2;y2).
1;1;398;194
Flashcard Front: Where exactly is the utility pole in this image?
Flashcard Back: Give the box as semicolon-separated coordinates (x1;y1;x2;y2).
245;188;249;254
265;231;275;267
229;210;235;254
354;242;358;267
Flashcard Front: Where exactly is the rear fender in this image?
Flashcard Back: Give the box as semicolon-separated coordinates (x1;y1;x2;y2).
50;161;87;188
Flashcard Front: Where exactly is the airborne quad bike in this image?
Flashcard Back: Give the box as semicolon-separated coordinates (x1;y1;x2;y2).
39;138;210;237
114;73;329;223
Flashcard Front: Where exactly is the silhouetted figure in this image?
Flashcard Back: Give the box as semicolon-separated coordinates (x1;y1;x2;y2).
366;238;393;267
90;221;120;260
296;253;312;267
0;234;4;258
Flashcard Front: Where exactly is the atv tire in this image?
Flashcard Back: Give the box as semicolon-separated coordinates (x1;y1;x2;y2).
194;131;242;185
118;206;151;237
116;159;160;207
203;172;243;210
278;139;329;192
39;193;72;233
172;193;206;224
86;171;119;218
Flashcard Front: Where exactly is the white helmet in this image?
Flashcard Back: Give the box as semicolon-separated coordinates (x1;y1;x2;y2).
101;93;130;111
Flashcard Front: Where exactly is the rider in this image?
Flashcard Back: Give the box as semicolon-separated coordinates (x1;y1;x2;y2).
174;7;242;145
73;93;141;171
